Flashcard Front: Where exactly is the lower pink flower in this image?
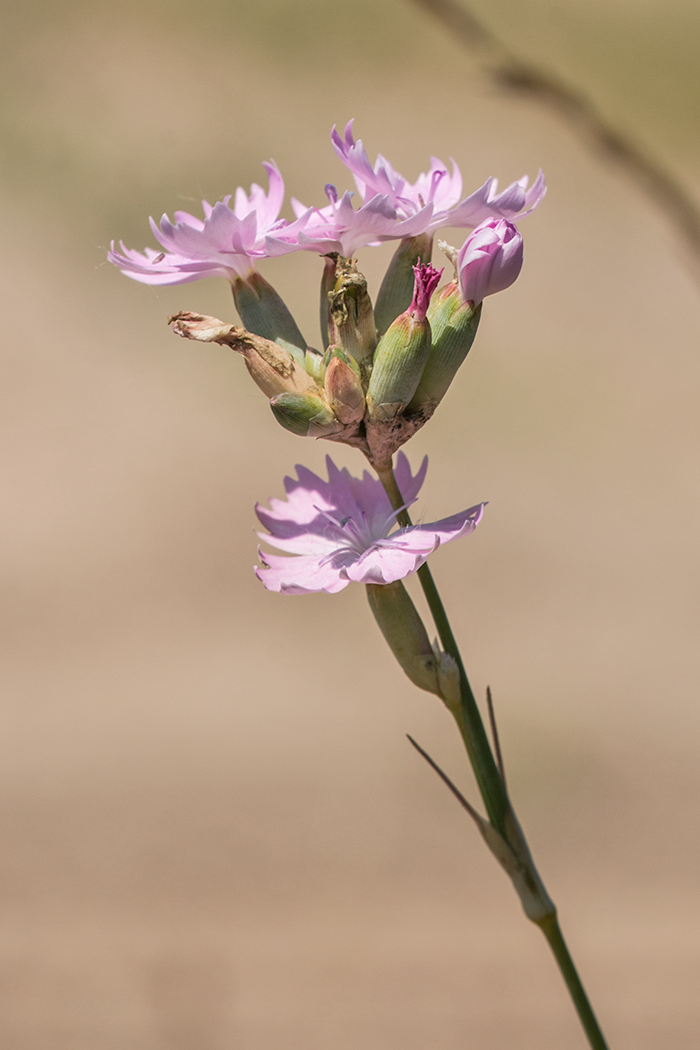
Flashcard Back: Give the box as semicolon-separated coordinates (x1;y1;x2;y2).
255;453;485;594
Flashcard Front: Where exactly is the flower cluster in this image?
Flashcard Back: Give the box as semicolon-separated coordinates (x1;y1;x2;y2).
114;123;543;473
111;124;542;602
110;120;542;293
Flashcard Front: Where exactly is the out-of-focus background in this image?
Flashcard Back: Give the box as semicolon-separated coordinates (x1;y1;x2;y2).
2;0;700;1046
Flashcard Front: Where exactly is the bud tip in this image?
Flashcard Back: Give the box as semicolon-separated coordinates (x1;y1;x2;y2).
409;262;443;321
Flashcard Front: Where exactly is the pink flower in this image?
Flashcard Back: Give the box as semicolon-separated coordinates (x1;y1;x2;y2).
456;217;524;304
255;453;484;594
265;184;434;258
109;162;292;285
331;120;546;234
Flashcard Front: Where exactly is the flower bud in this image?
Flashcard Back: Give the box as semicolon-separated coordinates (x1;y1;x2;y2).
324;349;366;425
169;311;319;399
456;218;523;305
269;392;344;438
408;283;482;411
366;263;442;421
366;581;442;696
326;256;377;363
373;233;434;337
232;270;307;357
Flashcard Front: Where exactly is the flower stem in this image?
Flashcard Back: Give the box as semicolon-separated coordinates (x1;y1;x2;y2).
538;913;610;1050
375;462;509;833
416;559;510;832
375;460;610;1050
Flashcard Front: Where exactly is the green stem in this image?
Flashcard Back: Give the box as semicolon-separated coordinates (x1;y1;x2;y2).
376;463;508;834
418;560;509;832
376;459;610;1050
539;914;610;1050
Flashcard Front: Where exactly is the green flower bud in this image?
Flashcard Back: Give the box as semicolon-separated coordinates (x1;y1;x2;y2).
232;270;307;357
324;348;366;425
409;283;482;412
366;313;430;421
373;233;433;337
367;263;441;421
327;256;377;363
270;392;343;438
366;581;442;696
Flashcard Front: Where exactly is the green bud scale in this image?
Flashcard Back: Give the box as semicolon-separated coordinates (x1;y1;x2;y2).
269;391;343;438
324;349;366;425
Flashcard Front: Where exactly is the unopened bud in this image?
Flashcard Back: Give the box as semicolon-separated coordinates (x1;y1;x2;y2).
324;349;366;425
373;233;434;336
232;270;307;357
270;392;344;438
169;311;319;400
366;263;441;421
456;218;523;305
327;256;377;363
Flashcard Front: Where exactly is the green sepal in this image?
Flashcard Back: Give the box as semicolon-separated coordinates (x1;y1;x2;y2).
232;271;307;353
366;313;431;420
366;580;440;695
409;286;482;410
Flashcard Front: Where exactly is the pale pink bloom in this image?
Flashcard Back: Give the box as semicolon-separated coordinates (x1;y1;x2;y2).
265;184;434;258
456;217;524;304
109;162;293;285
331;120;546;233
255;453;484;594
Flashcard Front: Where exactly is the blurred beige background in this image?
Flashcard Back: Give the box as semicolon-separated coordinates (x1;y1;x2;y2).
2;0;700;1047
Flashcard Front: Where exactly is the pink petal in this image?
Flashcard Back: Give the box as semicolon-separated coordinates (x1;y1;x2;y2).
392;452;428;504
343;544;429;584
255;550;350;594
